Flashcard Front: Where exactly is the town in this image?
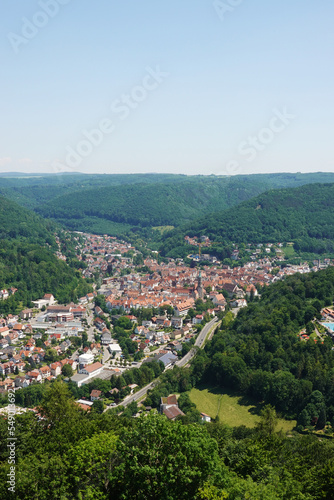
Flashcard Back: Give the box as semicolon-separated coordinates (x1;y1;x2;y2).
0;231;333;414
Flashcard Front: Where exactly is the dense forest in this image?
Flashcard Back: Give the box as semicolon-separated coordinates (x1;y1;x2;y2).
5;172;331;236
0;197;92;311
0;173;188;210
34;176;282;230
0;196;57;244
191;266;334;430
161;183;334;258
1;171;334;211
1;381;333;499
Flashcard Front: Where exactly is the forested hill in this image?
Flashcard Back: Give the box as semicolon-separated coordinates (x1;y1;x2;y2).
35;177;267;229
161;182;334;256
195;266;334;428
0;197;92;312
2;171;334;214
0;173;188;210
0;196;56;244
35;174;334;234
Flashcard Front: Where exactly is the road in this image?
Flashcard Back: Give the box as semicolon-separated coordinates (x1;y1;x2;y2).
107;317;219;410
176;317;218;368
105;380;158;410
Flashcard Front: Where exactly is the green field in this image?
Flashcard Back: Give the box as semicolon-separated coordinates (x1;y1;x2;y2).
189;386;296;432
282;245;295;258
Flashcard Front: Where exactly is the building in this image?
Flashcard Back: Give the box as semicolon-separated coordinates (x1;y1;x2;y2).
90;389;102;401
78;352;94;366
160;394;185;420
200;412;211;423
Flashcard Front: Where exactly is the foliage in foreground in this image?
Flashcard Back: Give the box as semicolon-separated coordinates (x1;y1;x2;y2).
1;382;334;499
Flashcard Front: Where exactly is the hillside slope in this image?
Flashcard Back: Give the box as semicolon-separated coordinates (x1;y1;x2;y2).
160;183;334;257
0;197;91;312
35;173;334;234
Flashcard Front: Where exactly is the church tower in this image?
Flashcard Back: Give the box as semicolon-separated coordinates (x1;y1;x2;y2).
197;269;204;300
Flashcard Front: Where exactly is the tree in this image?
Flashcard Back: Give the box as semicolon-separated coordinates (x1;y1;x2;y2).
92;399;104;414
298;408;310;428
110;413;222;499
316;406;326;430
66;432;117;498
61;364;73;377
255;405;278;436
38;381;81;433
45;349;57;363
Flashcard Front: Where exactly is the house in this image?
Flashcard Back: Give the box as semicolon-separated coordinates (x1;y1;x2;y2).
155;316;167;326
26;370;42;383
174;299;194;317
15;376;30;388
12;323;25;333
20;309;33;320
94;306;104;316
71;307;86;319
246;285;258;298
200;412;211;423
76;401;92;411
90;389;102;401
39;365;51;379
32;299;49;309
160;395;185;420
142;320;153;328
170;330;183;340
134;325;150;336
0;379;14;393
145;331;154;341
0;290;9;300
43;294;56;305
222;283;244;298
126;315;138;324
0;338;9;349
5;333;19;345
171;317;183;329
230;298;247;308
0;327;10;338
192;314;204;325
212;293;227;307
101;332;112;345
94;317;106;331
50;362;62;377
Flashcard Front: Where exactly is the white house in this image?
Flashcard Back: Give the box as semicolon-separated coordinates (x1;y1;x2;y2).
78;352;94;366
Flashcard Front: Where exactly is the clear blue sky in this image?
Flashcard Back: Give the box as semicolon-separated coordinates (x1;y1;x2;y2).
0;0;333;176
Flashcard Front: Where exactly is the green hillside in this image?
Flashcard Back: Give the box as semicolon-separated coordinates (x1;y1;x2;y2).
0;196;56;243
197;266;334;426
0;173;188;210
160;183;334;257
0;197;91;312
35;173;334;235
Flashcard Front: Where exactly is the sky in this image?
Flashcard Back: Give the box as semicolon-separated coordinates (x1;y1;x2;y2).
0;0;333;176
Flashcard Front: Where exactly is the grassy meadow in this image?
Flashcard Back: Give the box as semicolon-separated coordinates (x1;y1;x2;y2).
189;386;296;432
